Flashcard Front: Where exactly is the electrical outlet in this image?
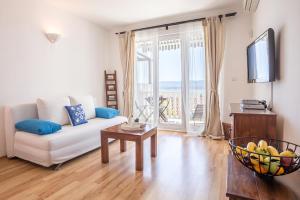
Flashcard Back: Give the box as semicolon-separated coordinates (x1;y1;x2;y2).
232;77;238;82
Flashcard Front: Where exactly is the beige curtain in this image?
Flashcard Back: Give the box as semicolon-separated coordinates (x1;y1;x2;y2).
202;17;225;139
118;31;135;118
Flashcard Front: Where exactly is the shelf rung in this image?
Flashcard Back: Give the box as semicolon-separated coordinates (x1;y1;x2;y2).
105;70;118;109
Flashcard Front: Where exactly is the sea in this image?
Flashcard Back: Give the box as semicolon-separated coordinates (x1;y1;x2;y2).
159;80;205;91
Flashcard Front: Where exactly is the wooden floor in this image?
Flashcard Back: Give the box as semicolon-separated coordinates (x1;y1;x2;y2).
0;131;229;200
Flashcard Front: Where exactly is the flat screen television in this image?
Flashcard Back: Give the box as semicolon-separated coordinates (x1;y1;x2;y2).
247;28;275;83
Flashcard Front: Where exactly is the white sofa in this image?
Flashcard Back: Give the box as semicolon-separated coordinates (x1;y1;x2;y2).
4;103;127;167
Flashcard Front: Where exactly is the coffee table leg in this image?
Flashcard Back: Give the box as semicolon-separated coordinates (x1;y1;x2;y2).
101;134;109;163
136;139;144;171
151;133;157;157
120;139;126;152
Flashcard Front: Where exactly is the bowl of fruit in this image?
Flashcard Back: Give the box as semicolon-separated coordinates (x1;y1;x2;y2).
229;137;300;177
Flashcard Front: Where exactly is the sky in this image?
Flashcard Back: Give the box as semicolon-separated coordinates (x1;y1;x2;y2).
158;47;205;82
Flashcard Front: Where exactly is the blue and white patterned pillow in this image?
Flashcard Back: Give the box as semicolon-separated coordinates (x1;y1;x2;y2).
65;104;88;126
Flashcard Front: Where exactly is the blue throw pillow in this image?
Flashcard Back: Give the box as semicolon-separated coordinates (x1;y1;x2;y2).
15;119;61;135
95;107;120;119
65;104;88;126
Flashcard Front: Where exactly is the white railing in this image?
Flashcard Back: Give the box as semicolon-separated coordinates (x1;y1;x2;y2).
134;88;205;123
160;90;205;122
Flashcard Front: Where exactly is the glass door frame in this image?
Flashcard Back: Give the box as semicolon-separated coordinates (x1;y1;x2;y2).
157;33;186;131
134;26;205;133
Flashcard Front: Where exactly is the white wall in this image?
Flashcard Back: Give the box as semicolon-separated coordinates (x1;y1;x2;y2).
0;0;110;156
221;13;253;122
252;0;300;143
108;6;253;123
106;34;124;112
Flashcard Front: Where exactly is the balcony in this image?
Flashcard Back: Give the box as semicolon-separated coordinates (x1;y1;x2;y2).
134;87;205;132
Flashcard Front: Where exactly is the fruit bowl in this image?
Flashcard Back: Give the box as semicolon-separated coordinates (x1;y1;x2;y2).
229;136;300;177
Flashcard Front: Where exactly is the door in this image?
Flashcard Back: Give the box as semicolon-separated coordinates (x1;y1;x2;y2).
158;36;183;130
134;24;205;133
134;35;157;125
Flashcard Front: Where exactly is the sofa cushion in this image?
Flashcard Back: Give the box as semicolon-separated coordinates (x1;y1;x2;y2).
15;119;61;135
65;104;88;126
96;107;120;119
69;95;96;120
14;116;127;151
37;97;71;125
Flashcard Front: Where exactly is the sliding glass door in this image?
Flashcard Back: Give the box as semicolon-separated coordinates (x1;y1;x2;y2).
185;32;206;133
134;24;205;133
134;33;157;125
158;36;183;130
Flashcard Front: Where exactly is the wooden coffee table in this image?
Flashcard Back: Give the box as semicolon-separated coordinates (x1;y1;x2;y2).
101;124;157;171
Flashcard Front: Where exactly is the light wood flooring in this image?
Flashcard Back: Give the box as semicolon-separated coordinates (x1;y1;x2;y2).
0;131;229;200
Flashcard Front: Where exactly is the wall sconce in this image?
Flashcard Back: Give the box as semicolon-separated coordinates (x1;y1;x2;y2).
45;33;60;44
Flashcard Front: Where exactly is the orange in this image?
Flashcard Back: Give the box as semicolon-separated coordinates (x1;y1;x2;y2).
253;164;268;174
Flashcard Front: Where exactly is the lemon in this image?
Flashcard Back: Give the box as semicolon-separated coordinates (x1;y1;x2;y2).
247;142;257;152
258;140;268;150
275;167;285;175
267;146;279;156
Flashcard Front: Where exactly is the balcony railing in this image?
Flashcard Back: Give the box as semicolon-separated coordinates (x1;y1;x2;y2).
159;90;205;124
134;89;205;124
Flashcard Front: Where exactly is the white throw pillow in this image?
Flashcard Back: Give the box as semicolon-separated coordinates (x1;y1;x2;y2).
69;95;96;120
37;97;71;125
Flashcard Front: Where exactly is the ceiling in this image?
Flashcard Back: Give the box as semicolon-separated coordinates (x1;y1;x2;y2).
45;0;240;28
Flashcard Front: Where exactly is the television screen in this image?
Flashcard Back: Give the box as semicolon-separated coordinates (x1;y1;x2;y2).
247;28;275;83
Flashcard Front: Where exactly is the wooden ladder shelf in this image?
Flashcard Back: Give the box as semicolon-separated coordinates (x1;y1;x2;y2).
104;70;118;109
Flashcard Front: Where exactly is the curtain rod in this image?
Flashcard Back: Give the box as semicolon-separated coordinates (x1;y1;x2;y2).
115;12;237;35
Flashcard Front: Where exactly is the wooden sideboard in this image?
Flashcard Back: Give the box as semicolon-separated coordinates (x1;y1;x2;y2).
229;103;277;139
226;153;300;200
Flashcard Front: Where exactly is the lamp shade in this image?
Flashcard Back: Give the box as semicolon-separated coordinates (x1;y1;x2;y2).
45;33;60;43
